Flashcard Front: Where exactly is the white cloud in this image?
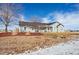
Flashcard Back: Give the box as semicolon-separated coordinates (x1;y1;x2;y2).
42;12;56;23
56;13;79;30
45;12;79;30
42;18;52;23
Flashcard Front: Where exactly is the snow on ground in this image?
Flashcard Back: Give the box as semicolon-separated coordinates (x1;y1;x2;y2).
25;38;79;55
18;37;79;55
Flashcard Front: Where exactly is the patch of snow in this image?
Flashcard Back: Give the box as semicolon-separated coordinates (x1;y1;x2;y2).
25;38;79;55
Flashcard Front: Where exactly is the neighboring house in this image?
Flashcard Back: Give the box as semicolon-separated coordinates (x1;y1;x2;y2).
19;21;64;32
69;30;79;32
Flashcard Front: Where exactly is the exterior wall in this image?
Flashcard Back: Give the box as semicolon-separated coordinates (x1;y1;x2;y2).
50;23;59;32
22;26;36;32
58;25;64;32
19;26;24;32
50;23;64;32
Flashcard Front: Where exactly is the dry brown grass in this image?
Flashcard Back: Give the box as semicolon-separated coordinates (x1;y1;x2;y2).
0;32;79;54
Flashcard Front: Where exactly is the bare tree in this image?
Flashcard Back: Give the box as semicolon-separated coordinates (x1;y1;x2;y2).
0;3;22;32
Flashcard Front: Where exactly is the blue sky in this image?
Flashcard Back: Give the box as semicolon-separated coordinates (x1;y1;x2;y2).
0;3;79;30
21;3;78;19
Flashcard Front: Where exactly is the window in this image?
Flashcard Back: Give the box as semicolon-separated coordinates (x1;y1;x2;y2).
32;28;33;30
24;27;26;30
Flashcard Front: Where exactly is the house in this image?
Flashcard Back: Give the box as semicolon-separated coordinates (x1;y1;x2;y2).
19;21;64;32
68;30;79;32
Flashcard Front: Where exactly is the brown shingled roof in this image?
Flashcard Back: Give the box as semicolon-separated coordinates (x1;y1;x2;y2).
19;21;49;26
19;21;64;28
